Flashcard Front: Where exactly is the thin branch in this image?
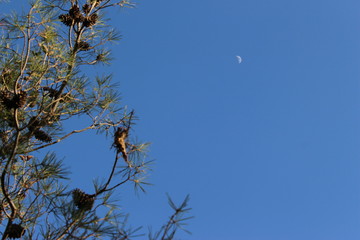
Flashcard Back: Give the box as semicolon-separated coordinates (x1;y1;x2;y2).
27;124;96;152
95;152;120;196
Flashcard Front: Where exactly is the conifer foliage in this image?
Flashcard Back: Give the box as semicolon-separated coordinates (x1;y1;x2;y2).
0;0;191;239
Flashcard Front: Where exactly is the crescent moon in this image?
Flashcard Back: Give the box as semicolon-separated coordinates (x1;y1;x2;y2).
236;56;242;63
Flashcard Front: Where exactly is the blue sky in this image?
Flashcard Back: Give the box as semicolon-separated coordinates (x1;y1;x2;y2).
108;1;360;239
4;0;360;239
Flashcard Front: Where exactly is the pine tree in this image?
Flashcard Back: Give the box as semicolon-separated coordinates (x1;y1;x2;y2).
0;1;191;239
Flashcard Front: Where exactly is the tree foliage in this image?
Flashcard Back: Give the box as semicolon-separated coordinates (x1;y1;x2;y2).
0;0;191;239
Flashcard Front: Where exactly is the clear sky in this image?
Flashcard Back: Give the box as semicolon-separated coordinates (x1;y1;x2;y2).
4;0;360;239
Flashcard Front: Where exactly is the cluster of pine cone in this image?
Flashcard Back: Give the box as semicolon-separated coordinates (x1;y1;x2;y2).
59;4;99;28
28;117;52;143
59;3;100;51
4;223;25;239
0;90;27;110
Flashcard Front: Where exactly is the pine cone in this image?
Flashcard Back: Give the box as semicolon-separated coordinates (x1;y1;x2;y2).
72;189;95;211
34;129;52;143
27;117;41;132
5;223;25;239
13;91;27;108
69;5;84;23
83;4;91;14
59;14;73;26
77;41;91;51
83;13;98;27
69;5;80;18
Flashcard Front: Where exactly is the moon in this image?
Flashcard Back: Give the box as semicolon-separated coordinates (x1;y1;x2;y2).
236;56;242;63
